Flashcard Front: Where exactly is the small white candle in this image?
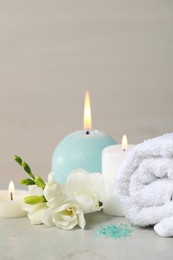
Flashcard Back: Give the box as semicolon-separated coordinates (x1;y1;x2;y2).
102;135;134;216
0;181;28;218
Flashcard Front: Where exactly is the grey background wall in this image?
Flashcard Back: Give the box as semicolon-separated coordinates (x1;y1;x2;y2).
0;0;173;183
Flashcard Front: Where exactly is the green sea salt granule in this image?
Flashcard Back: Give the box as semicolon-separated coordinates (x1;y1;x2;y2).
95;224;133;238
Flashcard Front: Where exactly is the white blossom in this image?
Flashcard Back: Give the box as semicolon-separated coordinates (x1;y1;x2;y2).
42;197;86;230
65;169;105;213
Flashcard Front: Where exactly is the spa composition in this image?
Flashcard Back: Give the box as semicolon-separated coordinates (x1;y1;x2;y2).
115;133;173;237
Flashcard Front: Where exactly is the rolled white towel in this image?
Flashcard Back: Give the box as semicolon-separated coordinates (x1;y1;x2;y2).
114;133;173;237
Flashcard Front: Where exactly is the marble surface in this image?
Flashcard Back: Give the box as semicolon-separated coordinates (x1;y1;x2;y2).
0;211;173;260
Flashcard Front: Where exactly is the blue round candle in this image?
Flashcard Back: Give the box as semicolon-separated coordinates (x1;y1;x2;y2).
52;130;116;183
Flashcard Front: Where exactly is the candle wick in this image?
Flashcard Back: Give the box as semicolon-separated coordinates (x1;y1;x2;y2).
123;149;126;152
10;192;13;201
86;130;90;135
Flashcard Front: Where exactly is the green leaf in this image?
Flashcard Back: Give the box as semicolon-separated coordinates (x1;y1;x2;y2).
35;176;46;189
19;178;35;185
24;195;46;205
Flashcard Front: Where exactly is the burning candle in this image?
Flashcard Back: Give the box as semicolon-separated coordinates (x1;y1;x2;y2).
102;135;134;216
52;92;116;183
0;181;28;218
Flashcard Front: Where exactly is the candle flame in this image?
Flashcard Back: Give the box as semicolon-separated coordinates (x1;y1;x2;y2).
8;180;15;193
83;91;92;132
121;134;128;151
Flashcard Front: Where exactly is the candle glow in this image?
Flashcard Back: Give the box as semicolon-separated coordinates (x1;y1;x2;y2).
83;91;92;132
8;181;15;201
122;134;128;151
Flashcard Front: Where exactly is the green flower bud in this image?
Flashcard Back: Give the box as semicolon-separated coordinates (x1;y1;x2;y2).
21;161;35;180
22;161;31;174
20;178;35;185
24;195;46;205
13;155;22;165
35;176;46;189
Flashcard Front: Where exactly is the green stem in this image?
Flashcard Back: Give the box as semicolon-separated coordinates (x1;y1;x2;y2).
13;155;35;180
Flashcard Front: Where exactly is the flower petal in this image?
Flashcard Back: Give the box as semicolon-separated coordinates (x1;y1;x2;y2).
77;211;86;229
44;181;63;201
27;203;47;225
66;169;88;195
65;169;105;214
46;195;67;208
42;208;55;226
49;199;85;230
53;210;78;230
48;172;55;182
74;195;94;213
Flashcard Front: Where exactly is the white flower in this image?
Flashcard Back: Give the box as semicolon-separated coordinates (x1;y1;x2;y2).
24;185;46;224
23;171;102;229
42;197;86;230
65;169;105;214
44;180;63;201
24;203;47;225
25;177;63;225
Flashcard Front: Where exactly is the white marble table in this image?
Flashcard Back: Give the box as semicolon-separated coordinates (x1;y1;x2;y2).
0;211;172;260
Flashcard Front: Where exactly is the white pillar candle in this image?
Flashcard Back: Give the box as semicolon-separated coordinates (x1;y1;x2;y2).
102;135;134;216
0;181;28;218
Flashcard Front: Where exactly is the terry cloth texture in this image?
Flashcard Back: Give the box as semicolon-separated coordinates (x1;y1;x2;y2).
115;133;173;237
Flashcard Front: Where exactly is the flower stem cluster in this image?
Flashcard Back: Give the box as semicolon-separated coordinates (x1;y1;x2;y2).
14;155;105;230
14;155;46;205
